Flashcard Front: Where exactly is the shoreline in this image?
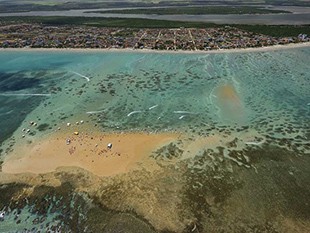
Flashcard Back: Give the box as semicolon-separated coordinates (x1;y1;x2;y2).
1;42;310;54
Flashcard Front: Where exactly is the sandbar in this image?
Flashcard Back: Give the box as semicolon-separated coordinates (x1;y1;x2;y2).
2;131;180;177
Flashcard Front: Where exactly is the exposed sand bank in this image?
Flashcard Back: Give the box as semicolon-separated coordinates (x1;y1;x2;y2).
2;131;180;176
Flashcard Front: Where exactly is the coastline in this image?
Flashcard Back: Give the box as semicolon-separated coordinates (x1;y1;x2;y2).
1;41;310;54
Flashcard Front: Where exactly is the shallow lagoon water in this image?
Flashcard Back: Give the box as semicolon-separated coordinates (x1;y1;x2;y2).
0;47;309;232
0;48;309;152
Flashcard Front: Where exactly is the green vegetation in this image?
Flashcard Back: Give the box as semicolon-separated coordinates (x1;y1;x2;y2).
0;16;218;28
1;16;309;37
234;24;310;37
0;2;156;13
93;6;290;15
265;0;310;6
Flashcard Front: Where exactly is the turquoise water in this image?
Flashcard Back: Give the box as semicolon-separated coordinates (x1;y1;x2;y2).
0;48;309;153
0;47;310;232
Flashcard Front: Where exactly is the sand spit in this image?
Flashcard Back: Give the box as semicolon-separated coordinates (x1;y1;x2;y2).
2;131;180;176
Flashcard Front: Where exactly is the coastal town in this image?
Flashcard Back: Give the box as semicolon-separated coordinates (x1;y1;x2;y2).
0;23;309;50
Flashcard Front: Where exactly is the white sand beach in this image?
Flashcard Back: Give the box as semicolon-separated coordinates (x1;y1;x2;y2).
1;41;309;54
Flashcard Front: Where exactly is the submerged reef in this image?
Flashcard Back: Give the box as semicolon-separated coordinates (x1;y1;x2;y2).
1;145;310;232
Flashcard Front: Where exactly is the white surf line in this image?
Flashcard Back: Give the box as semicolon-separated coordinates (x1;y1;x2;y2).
224;151;250;168
0;110;13;116
211;94;217;98
244;137;266;146
148;104;158;110
173;111;198;115
191;223;197;232
127;110;143;117
70;71;90;82
50;105;67;113
179;115;185;120
245;141;265;146
86;109;106;114
0;93;51;97
136;54;147;63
